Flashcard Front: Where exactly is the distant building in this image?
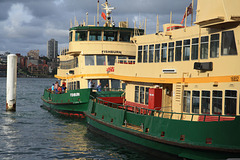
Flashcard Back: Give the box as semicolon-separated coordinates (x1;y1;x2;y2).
47;39;58;59
27;50;39;60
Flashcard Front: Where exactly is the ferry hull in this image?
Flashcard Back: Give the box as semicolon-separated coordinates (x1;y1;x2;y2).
41;88;91;118
85;100;240;160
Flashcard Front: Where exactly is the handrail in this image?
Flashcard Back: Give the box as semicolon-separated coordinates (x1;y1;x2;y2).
93;97;236;122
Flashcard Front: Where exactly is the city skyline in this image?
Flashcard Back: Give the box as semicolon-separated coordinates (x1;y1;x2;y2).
0;0;195;56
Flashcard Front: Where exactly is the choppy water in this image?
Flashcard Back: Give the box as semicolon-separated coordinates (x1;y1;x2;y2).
0;78;160;160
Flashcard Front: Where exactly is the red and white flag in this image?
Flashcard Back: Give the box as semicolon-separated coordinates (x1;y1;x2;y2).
181;3;193;24
101;12;106;20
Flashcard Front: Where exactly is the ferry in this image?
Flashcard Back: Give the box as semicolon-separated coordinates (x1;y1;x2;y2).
41;0;143;118
85;0;240;159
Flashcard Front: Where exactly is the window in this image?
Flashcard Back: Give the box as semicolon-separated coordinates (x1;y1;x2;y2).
135;86;139;103
192;91;200;113
221;31;237;55
107;55;116;65
161;43;167;62
200;36;209;59
138;46;142;63
122;83;126;90
145;87;149;105
104;31;118;41
155;44;160;62
100;79;109;90
201;91;210;114
143;45;148;63
69;32;73;42
140;87;145;104
175;41;182;61
191;38;198;60
212;91;222;114
149;45;154;63
75;57;78;67
75;31;88;41
89;31;102;41
85;55;95;66
168;42;174;62
77;81;80;89
210;34;219;58
111;80;120;89
120;32;131;42
183;91;190;113
183;40;190;61
96;55;106;65
225;90;237;115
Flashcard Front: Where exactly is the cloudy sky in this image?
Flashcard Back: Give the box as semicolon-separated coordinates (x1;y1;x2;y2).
0;0;196;56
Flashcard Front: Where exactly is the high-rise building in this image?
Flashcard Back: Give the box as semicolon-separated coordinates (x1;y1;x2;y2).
47;39;58;59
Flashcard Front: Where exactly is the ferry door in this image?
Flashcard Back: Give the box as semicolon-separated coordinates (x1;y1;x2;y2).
162;84;172;112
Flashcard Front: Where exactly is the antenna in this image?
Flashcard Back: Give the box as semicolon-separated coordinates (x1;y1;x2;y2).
156;14;159;33
102;0;115;27
86;12;88;26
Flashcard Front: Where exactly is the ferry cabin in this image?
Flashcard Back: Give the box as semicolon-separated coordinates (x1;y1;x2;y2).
112;0;240;118
55;25;144;90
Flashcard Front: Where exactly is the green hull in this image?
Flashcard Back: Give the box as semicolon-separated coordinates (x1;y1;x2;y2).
41;88;91;117
85;99;240;160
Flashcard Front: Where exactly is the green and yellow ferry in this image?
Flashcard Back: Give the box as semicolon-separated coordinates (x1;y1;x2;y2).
41;0;143;118
85;0;240;159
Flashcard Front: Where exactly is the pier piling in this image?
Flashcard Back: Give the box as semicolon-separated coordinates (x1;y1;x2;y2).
6;54;17;112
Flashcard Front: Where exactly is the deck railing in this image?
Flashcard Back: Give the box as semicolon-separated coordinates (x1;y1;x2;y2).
93;97;236;122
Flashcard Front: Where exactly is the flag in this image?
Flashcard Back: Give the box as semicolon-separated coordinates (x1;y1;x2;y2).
101;12;106;20
181;3;193;24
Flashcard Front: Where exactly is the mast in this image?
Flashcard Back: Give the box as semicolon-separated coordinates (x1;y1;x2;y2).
97;0;99;26
156;14;159;33
102;0;115;27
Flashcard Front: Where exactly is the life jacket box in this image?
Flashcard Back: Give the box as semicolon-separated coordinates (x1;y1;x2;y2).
148;88;162;110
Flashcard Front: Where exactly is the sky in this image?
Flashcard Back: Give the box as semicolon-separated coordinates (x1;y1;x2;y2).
0;0;196;57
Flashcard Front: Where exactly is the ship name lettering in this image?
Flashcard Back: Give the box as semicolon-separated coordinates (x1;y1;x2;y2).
102;50;122;54
70;93;80;97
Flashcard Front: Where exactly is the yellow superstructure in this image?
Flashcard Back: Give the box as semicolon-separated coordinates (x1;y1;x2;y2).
112;0;240;117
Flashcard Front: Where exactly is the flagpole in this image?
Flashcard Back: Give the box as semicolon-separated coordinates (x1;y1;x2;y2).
185;7;187;32
191;0;194;26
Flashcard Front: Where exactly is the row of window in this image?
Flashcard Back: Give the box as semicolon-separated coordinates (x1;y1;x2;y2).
134;86;150;105
69;30;133;42
85;55;135;66
68;81;80;90
138;30;237;63
183;90;237;115
60;57;78;69
87;79;125;90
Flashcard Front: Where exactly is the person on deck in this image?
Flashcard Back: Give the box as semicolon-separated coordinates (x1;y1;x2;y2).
54;81;59;93
51;84;54;93
88;80;93;88
58;86;62;94
97;83;101;92
104;84;109;91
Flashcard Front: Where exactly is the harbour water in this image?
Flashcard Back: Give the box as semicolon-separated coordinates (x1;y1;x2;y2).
0;78;159;160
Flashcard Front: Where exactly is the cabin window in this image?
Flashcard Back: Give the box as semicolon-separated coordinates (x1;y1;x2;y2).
192;91;200;113
155;44;160;62
96;55;106;65
100;79;109;90
122;83;126;90
138;46;143;63
191;38;199;60
221;31;237;55
75;31;88;41
149;45;154;63
104;31;118;41
225;90;237;115
77;81;80;89
107;55;116;65
75;57;79;67
168;42;174;62
143;45;148;63
183;91;190;113
210;34;219;58
135;86;139;103
183;39;190;61
120;32;131;42
69;32;72;42
161;43;167;62
145;87;149;105
201;91;210;114
212;91;222;115
175;41;182;61
85;55;95;66
111;80;120;90
89;31;102;41
200;36;209;59
140;87;145;104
